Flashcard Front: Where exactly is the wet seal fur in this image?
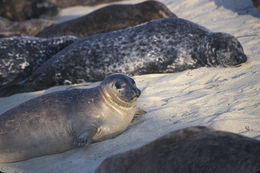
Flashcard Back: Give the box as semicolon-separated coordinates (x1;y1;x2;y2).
0;74;141;163
37;1;177;38
96;126;260;173
0;18;247;97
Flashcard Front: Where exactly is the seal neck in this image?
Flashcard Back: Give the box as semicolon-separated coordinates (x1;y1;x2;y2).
98;86;136;110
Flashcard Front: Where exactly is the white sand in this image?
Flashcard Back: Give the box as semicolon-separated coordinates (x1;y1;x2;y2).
1;0;260;172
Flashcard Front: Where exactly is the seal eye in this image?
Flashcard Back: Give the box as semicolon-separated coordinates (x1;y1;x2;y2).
115;81;122;89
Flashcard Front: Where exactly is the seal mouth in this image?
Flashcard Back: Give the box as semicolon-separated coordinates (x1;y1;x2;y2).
135;88;141;98
223;53;247;67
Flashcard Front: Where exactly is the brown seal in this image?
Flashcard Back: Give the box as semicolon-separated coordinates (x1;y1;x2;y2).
37;1;177;38
47;0;123;8
96;126;260;173
0;0;59;21
252;0;260;11
0;74;141;163
0;17;53;38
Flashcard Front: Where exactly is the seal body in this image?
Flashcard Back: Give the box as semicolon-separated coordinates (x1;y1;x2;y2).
0;18;247;96
96;126;260;173
0;35;76;88
47;0;123;8
0;17;53;38
0;0;59;21
37;1;177;38
0;74;141;163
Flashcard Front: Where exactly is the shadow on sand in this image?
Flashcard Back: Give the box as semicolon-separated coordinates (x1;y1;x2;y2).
210;0;260;18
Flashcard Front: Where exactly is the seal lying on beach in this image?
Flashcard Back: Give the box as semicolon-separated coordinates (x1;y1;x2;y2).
0;17;54;38
37;1;177;38
47;0;123;8
0;0;59;21
96;126;260;173
0;18;247;97
0;35;77;88
0;74;141;163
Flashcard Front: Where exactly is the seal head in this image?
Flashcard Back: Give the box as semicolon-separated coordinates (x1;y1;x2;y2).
207;33;247;66
100;74;141;106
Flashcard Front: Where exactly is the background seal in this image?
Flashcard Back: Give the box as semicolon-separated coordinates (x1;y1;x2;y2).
96;126;260;173
0;18;247;97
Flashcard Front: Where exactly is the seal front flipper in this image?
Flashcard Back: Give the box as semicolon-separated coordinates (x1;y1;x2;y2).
73;127;97;147
133;108;146;121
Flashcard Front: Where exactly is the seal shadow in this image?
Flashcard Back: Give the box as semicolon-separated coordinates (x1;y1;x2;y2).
209;0;260;18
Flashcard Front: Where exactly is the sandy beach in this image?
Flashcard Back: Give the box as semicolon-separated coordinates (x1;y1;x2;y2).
0;0;260;172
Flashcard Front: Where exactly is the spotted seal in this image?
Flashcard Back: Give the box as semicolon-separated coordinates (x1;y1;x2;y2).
37;1;177;38
96;126;260;173
0;18;247;97
0;74;141;163
0;35;77;88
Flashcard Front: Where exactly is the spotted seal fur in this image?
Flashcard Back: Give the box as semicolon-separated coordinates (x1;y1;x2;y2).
0;35;77;88
0;18;247;97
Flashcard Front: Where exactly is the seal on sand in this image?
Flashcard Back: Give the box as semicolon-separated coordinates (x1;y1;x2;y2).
0;17;54;38
0;74;141;163
96;126;260;173
0;35;77;88
0;0;59;21
48;0;123;8
0;18;247;97
37;1;177;38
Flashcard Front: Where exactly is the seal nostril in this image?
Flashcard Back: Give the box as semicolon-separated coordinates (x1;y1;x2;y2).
236;54;247;64
242;54;247;63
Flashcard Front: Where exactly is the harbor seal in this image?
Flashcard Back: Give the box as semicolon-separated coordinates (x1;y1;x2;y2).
0;74;141;163
0;35;77;88
0;18;247;97
253;0;260;11
47;0;123;8
96;126;260;173
0;17;54;38
37;1;177;38
0;0;59;21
